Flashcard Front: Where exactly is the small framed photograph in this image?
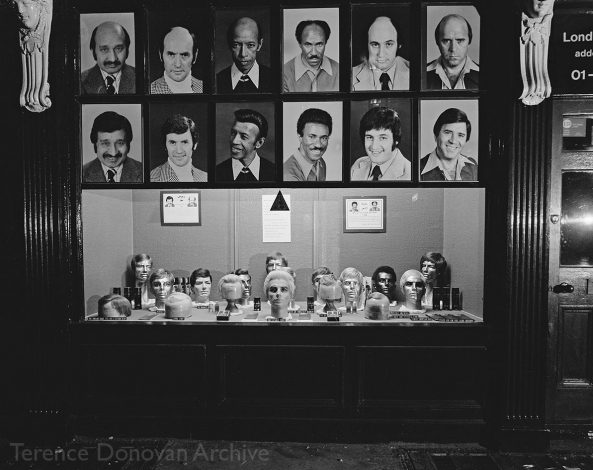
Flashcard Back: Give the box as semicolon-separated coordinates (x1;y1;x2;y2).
160;190;201;226
283;101;343;182
282;7;340;93
147;8;209;94
419;99;478;182
214;7;272;94
79;12;137;95
351;4;412;92
81;103;143;184
343;196;386;233
423;4;481;90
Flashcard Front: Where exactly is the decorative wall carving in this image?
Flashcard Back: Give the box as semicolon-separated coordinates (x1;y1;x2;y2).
519;0;555;106
10;0;53;112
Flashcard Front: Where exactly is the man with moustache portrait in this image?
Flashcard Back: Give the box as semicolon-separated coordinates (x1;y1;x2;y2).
283;108;332;182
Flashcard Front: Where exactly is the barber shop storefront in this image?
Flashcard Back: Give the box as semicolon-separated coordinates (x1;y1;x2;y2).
1;0;592;452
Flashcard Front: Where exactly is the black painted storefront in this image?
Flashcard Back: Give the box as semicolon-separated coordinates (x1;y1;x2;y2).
0;0;584;451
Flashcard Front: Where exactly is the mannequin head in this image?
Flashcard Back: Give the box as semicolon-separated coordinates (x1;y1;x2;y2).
190;268;212;303
131;253;153;286
420;252;447;287
371;265;396;300
400;269;426;311
218;274;243;313
98;294;131;318
311;266;332;294
265;251;288;273
364;292;391;320
149;269;174;309
264;270;295;318
165;292;192;319
234;267;252;300
339;267;363;305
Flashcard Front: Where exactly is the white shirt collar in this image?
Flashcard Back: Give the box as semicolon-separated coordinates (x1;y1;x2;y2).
100;161;123;182
426;56;479;90
231;61;260;89
231;154;261;180
421;149;475;180
294;148;322;179
168;158;194;182
163;73;193;94
99;69;122;93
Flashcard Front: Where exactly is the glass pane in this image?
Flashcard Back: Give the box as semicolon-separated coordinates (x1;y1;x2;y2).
561;171;593;266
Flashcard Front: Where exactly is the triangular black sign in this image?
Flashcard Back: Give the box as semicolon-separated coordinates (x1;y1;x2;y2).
270;191;289;211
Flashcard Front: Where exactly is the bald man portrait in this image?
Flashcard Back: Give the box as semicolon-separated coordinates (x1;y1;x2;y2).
151;27;203;94
352;16;409;91
81;21;136;94
426;14;479;90
216;17;271;93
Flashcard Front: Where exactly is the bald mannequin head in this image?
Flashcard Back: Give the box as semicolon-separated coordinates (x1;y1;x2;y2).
91;21;130;75
227;17;263;74
367;16;399;72
160;27;198;83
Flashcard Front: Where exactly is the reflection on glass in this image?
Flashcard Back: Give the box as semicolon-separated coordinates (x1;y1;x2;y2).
560;171;593;266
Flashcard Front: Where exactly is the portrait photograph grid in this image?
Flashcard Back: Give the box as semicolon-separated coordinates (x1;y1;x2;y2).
77;3;485;187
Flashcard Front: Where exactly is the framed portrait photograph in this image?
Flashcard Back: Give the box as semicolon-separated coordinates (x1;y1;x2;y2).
214;102;276;184
423;4;481;90
343;196;387;233
148;102;208;183
160;191;201;226
214;8;272;94
351;4;412;92
282;7;340;93
147;8;209;95
419;98;479;182
350;99;412;182
81;103;143;184
283;101;343;183
79;12;137;95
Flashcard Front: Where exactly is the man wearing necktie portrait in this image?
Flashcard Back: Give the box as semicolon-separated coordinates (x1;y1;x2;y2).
216;16;271;94
350;106;411;182
283;108;332;182
352;16;410;91
215;109;276;183
82;111;142;183
81;21;136;95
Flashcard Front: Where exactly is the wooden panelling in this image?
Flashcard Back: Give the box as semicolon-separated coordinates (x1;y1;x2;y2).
355;346;484;419
216;346;345;409
505;99;552;427
73;344;206;415
558;307;593;387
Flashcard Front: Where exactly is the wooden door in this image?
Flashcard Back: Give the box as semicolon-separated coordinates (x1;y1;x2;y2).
547;99;593;423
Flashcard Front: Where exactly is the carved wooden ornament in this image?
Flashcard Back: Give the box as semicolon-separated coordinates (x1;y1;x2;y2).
519;0;555;106
13;0;53;112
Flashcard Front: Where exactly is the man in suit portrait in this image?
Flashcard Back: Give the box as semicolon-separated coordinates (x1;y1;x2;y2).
216;17;271;93
283;20;339;92
83;111;142;183
150;114;207;182
284;108;332;182
352;16;409;91
351;106;410;181
151;27;203;94
81;21;136;94
426;14;479;90
216;109;275;182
